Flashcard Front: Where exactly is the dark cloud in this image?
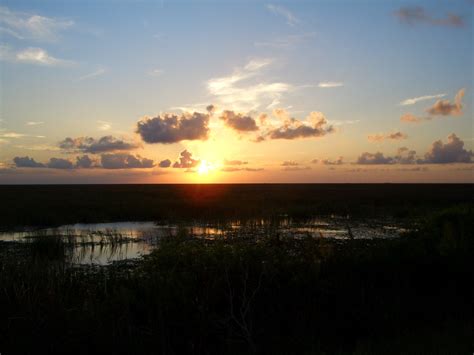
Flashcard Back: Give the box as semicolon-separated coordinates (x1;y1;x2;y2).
13;154;155;170
101;154;155;169
394;147;417;164
223;159;248;166
206;104;216;114
368;132;408;142
172;150;200;168
356;152;395;165
421;133;473;163
259;111;334;141
13;156;45;168
356;134;472;165
220;110;259;132
136;112;210;144
47;158;73;169
159;159;172;168
426;89;465;116
313;157;344;165
394;6;465;27
59;136;138;154
357;147;417;165
75;155;95;169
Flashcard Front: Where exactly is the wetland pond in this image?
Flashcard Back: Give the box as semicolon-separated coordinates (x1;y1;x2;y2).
0;217;413;265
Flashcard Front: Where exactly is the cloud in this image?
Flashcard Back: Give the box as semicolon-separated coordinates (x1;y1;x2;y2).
47;157;73;169
97;121;111;131
318;82;343;88
0;131;45;139
59;136;138;154
0;45;73;66
220;110;259;132
75;155;95;169
17;47;71;66
254;32;315;48
207;58;292;111
266;4;299;26
221;167;263;172
281;161;298;166
13;154;154;170
356;135;472;165
357;147;417;165
258;111;334;141
356;152;394;165
394;147;418;164
13;156;44;168
329;119;361;126
272;108;291;120
422;133;473;163
0;6;73;42
172;150;200;168
159;159;171;168
400;93;446;106
401;89;466;123
224;159;248;166
26;121;44;126
77;68;106;81
400;113;427;123
313;157;344;165
368;131;408;142
394;6;465;27
136;111;210;144
149;69;163;77
101;153;154;169
426;88;465;116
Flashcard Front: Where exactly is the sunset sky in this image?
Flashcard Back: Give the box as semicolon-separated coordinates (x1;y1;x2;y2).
0;0;472;183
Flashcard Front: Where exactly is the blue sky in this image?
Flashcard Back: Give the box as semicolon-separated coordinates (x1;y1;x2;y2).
0;0;472;183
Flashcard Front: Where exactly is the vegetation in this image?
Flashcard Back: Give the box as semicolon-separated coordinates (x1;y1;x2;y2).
0;204;473;354
0;184;472;228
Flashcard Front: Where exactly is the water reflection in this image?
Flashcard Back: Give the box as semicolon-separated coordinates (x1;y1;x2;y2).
0;218;412;265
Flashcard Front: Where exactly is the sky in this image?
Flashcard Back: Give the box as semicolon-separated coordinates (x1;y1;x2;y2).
0;0;472;183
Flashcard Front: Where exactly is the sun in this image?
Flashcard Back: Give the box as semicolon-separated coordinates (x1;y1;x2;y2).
197;160;216;175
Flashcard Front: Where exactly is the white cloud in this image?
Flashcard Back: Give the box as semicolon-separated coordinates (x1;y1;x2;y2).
207;58;292;111
266;4;299;26
26;121;44;126
400;93;446;106
328;119;360;126
318;81;344;88
0;131;45;138
13;144;60;151
77;67;106;81
97;120;111;131
17;47;71;65
0;6;73;42
149;68;164;76
254;32;315;48
0;45;73;66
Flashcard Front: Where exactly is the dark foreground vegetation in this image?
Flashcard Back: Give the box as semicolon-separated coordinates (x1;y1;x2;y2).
0;184;472;228
1;204;473;354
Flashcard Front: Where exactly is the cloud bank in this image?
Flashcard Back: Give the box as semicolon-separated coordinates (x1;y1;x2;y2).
59;136;138;154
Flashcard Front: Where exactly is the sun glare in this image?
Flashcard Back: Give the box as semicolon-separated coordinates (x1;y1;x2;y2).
197;160;216;175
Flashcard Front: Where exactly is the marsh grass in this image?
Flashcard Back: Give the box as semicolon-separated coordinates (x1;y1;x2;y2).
0;206;473;354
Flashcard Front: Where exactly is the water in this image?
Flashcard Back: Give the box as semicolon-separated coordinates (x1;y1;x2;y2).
0;218;412;265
